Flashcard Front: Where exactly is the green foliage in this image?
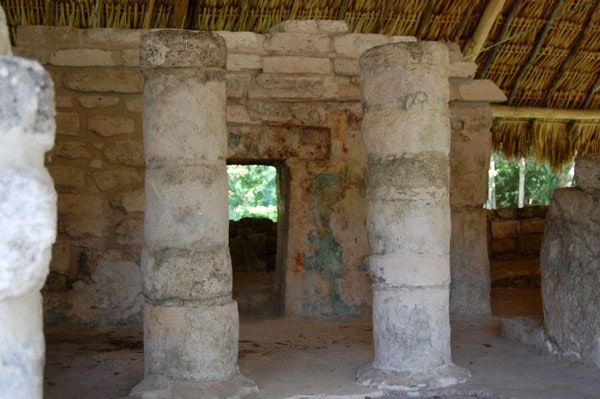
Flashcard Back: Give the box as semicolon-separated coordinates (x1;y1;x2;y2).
227;164;278;221
489;153;572;209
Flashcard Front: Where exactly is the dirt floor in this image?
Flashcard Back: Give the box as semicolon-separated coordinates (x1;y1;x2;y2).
43;286;600;399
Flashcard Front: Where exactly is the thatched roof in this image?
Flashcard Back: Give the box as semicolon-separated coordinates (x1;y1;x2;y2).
2;0;599;168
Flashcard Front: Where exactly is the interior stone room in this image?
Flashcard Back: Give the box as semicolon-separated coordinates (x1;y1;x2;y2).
1;1;599;399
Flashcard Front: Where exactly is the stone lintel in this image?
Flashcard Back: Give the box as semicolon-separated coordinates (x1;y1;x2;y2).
450;78;507;103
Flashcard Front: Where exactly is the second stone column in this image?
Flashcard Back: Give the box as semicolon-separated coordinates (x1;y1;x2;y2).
357;42;471;391
132;30;257;399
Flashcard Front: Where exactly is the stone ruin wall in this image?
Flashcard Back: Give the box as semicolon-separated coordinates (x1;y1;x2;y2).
487;206;547;261
13;21;501;325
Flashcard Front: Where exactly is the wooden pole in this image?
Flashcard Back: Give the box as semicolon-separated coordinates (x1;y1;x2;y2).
463;0;507;61
170;0;190;29
491;105;600;121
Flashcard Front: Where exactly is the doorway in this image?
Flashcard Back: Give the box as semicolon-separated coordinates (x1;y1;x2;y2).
227;162;288;317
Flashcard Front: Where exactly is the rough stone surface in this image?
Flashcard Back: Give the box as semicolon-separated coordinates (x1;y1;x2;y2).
143;302;240;380
0;55;56;399
574;152;600;192
541;187;600;368
359;41;469;390
140;30;226;69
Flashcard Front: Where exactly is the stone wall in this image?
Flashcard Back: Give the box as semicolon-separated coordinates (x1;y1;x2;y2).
487;206;547;261
14;22;500;325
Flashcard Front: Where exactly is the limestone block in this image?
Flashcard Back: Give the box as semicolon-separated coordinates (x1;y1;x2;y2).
16;26;146;50
369;254;450;288
226;53;262;71
491;220;519;239
263;32;330;56
51;141;90;160
58;194;105;215
144;75;226;166
59;215;110;238
122;49;141;66
144;165;228;247
49;49;119;67
115;217;144;246
88;115;135;137
245;100;332;126
78;95;120;109
371;288;451;370
226;104;259;125
11;47;50;63
333;57;359;76
48;165;86;189
366;154;449;198
541;187;600;368
55;96;73;108
361;44;449;112
225;71;253;99
0;168;56;298
575;152;600;191
270;20;349;33
104;139;144;167
141;30;226;69
93;168;143;191
215;31;261;52
0;5;10;55
112;189;144;213
56;111;80;136
448;61;478;78
333;34;391;58
144;301;240;380
450;78;507;103
263;56;331;74
88;159;103;168
361;109;450;155
125;97;143;113
142;244;232;302
249;74;360;101
227;125;331;161
0;292;45;398
367;198;450;257
391;35;417;43
63;69;142;93
491;238;516;254
449;209;491;315
450;110;492;205
521;218;545;234
50;240;71;275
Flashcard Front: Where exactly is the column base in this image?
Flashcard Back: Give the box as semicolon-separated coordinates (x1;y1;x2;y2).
356;362;471;392
129;373;259;399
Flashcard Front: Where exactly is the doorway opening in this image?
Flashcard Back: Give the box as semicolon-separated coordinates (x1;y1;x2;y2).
227;162;288;317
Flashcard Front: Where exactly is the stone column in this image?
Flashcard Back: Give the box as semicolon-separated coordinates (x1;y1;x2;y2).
541;153;600;369
131;30;257;398
0;56;56;398
357;42;470;391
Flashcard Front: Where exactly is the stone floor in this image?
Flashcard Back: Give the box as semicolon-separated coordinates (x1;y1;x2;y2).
43;284;600;399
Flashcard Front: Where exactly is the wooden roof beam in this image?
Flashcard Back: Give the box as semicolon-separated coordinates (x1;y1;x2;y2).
463;0;507;62
491;105;600;121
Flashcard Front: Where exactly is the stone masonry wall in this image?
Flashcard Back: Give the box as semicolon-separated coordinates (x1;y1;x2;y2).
14;22;499;325
487;206;547;261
